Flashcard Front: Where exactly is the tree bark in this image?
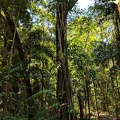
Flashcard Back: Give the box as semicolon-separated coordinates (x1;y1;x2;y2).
92;80;100;120
86;80;90;120
113;5;120;68
113;5;120;118
77;90;84;119
2;35;8;114
56;2;75;120
5;14;34;119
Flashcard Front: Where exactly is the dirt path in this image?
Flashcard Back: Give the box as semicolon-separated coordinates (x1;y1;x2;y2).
99;114;115;120
91;113;116;120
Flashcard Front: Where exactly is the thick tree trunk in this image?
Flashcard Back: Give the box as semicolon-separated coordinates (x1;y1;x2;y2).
113;6;120;67
56;2;75;120
113;5;120;118
5;14;34;119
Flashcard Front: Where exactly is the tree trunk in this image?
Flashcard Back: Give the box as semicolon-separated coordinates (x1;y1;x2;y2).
77;90;84;119
92;80;99;120
84;87;87;118
86;80;90;120
113;5;120;68
2;36;8;114
113;5;120;118
56;2;75;120
5;14;34;120
41;72;44;107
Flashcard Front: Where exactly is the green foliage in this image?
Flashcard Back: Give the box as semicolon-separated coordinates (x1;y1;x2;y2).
1;0;31;23
0;113;27;120
1;0;120;119
26;89;54;101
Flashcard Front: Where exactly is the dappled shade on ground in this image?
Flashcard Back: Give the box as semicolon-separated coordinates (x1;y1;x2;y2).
91;113;116;120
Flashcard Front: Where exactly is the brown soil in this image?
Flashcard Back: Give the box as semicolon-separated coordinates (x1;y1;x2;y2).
91;113;117;120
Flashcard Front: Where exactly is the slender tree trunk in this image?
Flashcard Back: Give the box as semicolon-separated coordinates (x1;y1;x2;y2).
56;2;75;120
41;72;44;107
92;80;99;120
12;79;20;114
77;90;84;119
2;36;8;114
84;87;87;118
86;80;90;120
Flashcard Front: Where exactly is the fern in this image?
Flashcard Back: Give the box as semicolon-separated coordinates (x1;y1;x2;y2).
26;89;54;102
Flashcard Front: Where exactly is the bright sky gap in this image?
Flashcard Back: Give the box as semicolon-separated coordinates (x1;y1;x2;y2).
78;0;94;9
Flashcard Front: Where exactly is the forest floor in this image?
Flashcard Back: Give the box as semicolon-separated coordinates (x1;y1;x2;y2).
91;113;117;120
